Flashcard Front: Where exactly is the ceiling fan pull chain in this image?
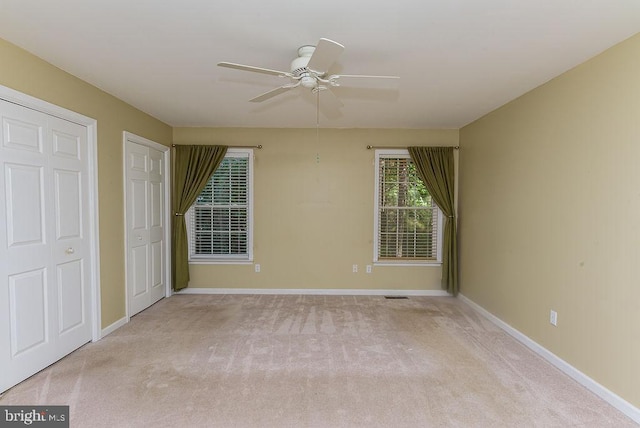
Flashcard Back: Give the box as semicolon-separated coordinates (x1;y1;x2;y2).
316;89;320;163
316;89;320;128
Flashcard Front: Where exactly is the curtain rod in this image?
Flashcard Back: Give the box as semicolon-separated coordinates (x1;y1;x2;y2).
171;144;262;149
366;145;459;150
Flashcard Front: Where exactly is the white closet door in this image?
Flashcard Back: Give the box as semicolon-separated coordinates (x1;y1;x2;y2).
125;140;165;316
0;100;91;393
148;147;166;304
50;117;92;357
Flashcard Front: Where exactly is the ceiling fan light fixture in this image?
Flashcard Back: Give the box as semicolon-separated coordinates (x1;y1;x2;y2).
300;75;317;89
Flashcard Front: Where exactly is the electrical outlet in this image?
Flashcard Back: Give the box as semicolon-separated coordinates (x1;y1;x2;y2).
550;310;558;326
255;264;260;273
352;264;358;273
366;265;372;274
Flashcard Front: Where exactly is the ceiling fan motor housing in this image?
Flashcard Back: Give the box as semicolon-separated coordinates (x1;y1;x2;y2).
291;45;319;88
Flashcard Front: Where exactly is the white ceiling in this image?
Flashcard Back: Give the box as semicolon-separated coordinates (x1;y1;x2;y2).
1;1;639;129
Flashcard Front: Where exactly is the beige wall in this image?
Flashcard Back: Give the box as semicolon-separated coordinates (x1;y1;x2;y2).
0;39;173;328
174;127;458;291
459;34;640;407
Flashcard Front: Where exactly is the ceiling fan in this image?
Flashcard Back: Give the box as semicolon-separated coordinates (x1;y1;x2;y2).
217;38;399;107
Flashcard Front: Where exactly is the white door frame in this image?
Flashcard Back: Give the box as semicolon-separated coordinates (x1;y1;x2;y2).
0;84;102;342
122;131;172;321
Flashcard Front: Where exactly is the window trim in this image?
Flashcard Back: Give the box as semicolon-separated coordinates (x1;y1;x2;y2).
186;148;254;264
373;149;443;266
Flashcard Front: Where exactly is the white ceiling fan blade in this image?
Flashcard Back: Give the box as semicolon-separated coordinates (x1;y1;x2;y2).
249;84;298;103
307;38;345;74
328;74;400;89
330;74;400;82
333;74;400;79
218;62;291;78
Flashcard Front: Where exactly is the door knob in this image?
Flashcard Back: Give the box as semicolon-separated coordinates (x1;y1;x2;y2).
137;236;143;240
65;247;75;254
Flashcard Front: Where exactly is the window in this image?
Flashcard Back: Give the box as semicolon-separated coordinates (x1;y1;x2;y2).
187;149;253;263
374;150;442;264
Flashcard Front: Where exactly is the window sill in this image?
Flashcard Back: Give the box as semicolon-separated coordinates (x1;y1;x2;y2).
374;261;442;267
189;259;253;265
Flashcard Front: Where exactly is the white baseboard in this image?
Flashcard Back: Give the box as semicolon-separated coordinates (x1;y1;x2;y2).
177;288;449;297
100;316;128;339
458;293;640;424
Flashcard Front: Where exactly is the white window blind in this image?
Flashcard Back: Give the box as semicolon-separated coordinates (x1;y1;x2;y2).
188;150;252;261
374;150;441;263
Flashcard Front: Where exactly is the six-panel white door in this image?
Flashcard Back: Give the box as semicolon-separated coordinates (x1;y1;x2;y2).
125;140;165;316
0;100;92;393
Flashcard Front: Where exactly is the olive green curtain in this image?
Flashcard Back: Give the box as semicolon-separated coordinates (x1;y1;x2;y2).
408;146;458;295
172;145;228;291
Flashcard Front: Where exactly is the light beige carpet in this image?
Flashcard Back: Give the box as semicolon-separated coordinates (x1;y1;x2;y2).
0;295;635;427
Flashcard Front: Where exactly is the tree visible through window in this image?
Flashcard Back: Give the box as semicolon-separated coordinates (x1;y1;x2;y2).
375;151;441;262
188;150;252;261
